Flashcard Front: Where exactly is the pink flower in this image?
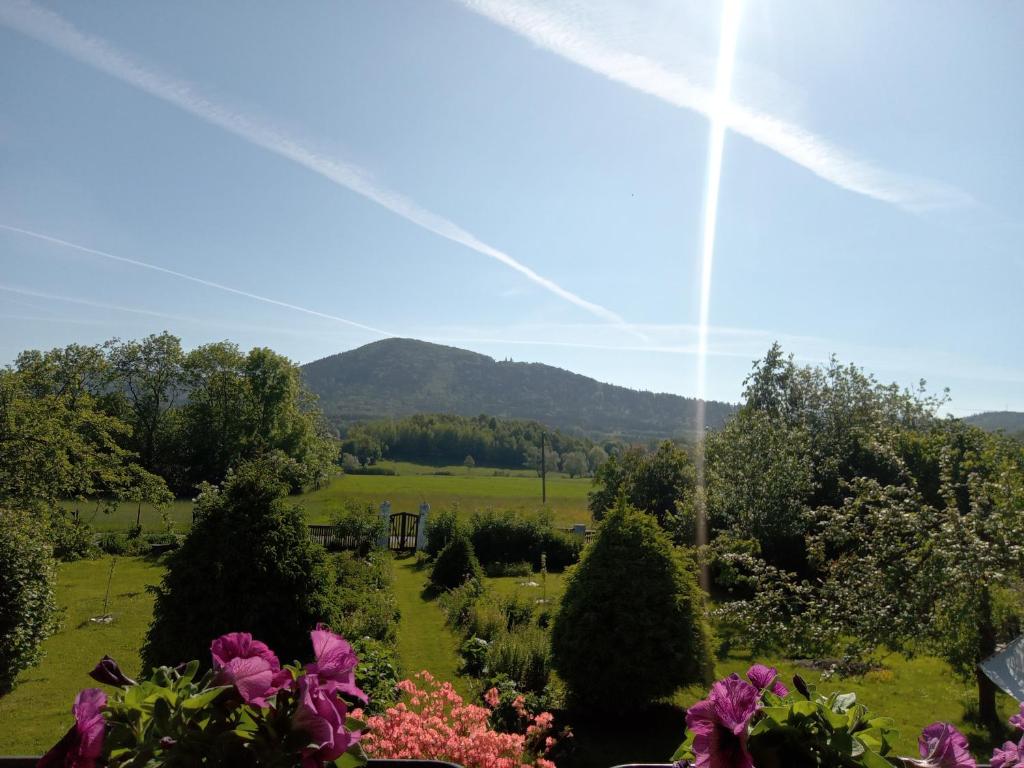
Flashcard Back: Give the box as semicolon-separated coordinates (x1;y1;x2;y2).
210;632;282;707
38;688;107;768
305;625;366;702
745;664;788;697
484;687;501;708
686;675;760;768
1010;703;1024;731
992;736;1024;768
917;723;976;768
292;674;359;768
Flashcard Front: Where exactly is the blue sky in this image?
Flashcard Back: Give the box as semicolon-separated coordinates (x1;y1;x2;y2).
0;0;1021;415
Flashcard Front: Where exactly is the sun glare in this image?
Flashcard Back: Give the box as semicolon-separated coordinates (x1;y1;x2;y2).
695;0;743;556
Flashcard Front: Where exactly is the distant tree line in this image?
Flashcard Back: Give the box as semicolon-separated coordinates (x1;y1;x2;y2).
340;412;616;474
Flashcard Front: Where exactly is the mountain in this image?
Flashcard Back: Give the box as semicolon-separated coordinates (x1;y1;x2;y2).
301;338;737;441
964;411;1024;437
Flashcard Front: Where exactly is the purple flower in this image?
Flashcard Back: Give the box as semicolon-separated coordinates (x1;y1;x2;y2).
686;675;760;768
1010;702;1024;731
210;632;282;707
38;688;107;768
745;664;789;697
992;736;1024;768
917;723;976;768
88;656;136;688
305;625;366;702
292;674;360;768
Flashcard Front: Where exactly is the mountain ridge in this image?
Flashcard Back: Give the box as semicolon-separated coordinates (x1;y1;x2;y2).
301;338;737;440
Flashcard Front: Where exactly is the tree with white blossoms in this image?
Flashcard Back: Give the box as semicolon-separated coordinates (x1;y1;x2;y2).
720;421;1024;725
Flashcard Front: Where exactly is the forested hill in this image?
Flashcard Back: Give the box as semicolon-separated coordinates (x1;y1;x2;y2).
301;338;736;440
964;411;1024;438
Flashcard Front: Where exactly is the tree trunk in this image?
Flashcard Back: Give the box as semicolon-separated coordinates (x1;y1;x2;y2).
976;586;999;727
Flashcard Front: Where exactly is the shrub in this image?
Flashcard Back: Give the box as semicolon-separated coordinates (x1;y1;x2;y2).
49;509;95;561
333;550;400;645
468;510;581;571
329;501;387;556
0;506;59;692
466;596;507;642
425;507;459;559
487;625;551;695
141;458;339;670
500;595;534;631
440;579;485;632
484;561;534;578
96;531;150;556
356;671;557;768
353;636;401;715
429;530;482;591
551;505;713;712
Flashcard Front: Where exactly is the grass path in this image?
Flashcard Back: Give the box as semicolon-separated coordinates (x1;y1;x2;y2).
389;555;466;695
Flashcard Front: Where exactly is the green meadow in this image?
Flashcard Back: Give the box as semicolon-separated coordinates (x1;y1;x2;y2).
69;461;593;533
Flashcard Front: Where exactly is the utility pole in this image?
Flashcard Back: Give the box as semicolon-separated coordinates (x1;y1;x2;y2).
540;431;547;504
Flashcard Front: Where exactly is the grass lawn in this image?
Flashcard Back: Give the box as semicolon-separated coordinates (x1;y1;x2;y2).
2;551;1016;763
390;555;465;694
65;462;594;535
0;555;165;756
301;472;591;528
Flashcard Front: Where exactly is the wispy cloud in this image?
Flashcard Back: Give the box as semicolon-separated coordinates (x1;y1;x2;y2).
0;223;396;336
0;0;625;325
457;0;972;212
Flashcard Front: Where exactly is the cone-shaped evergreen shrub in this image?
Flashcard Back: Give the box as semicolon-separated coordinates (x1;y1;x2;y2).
141;458;337;669
429;530;482;591
551;504;713;712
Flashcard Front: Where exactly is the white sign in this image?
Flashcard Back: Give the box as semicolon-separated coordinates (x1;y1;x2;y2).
980;635;1024;702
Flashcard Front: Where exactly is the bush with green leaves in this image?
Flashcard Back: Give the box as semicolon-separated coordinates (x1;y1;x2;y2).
551;504;713;712
468;509;581;571
0;506;59;692
48;509;96;561
329;501;387;556
484;560;533;578
439;579;485;632
332;550;400;645
352;636;401;714
429;530;482;591
424;506;459;559
141;459;339;670
487;625;551;696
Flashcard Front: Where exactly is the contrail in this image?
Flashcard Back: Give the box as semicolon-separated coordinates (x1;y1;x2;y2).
0;282;201;324
0;0;625;325
457;0;972;213
0;223;397;336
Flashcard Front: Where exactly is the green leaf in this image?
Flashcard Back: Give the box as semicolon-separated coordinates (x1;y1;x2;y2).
182;685;230;711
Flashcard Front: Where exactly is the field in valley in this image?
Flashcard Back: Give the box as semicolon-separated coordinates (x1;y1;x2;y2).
73;461;593;533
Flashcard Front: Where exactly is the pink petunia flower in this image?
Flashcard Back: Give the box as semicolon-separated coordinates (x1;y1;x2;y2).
916;723;977;768
38;688;107;768
210;632;282;707
992;735;1024;768
292;674;360;768
305;624;366;702
745;664;789;697
685;675;760;768
1010;703;1024;732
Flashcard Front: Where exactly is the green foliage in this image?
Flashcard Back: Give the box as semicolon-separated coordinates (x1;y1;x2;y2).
48;509;97;561
429;530;483;591
141;458;339;670
674;678;898;768
483;561;533;578
487;625;551;695
551;505;713;712
424;507;459;559
352;637;401;714
467;509;581;571
588;441;696;531
342;410;600;470
0;506;59;692
332;550;400;645
561;450;589;478
329;501;387;556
